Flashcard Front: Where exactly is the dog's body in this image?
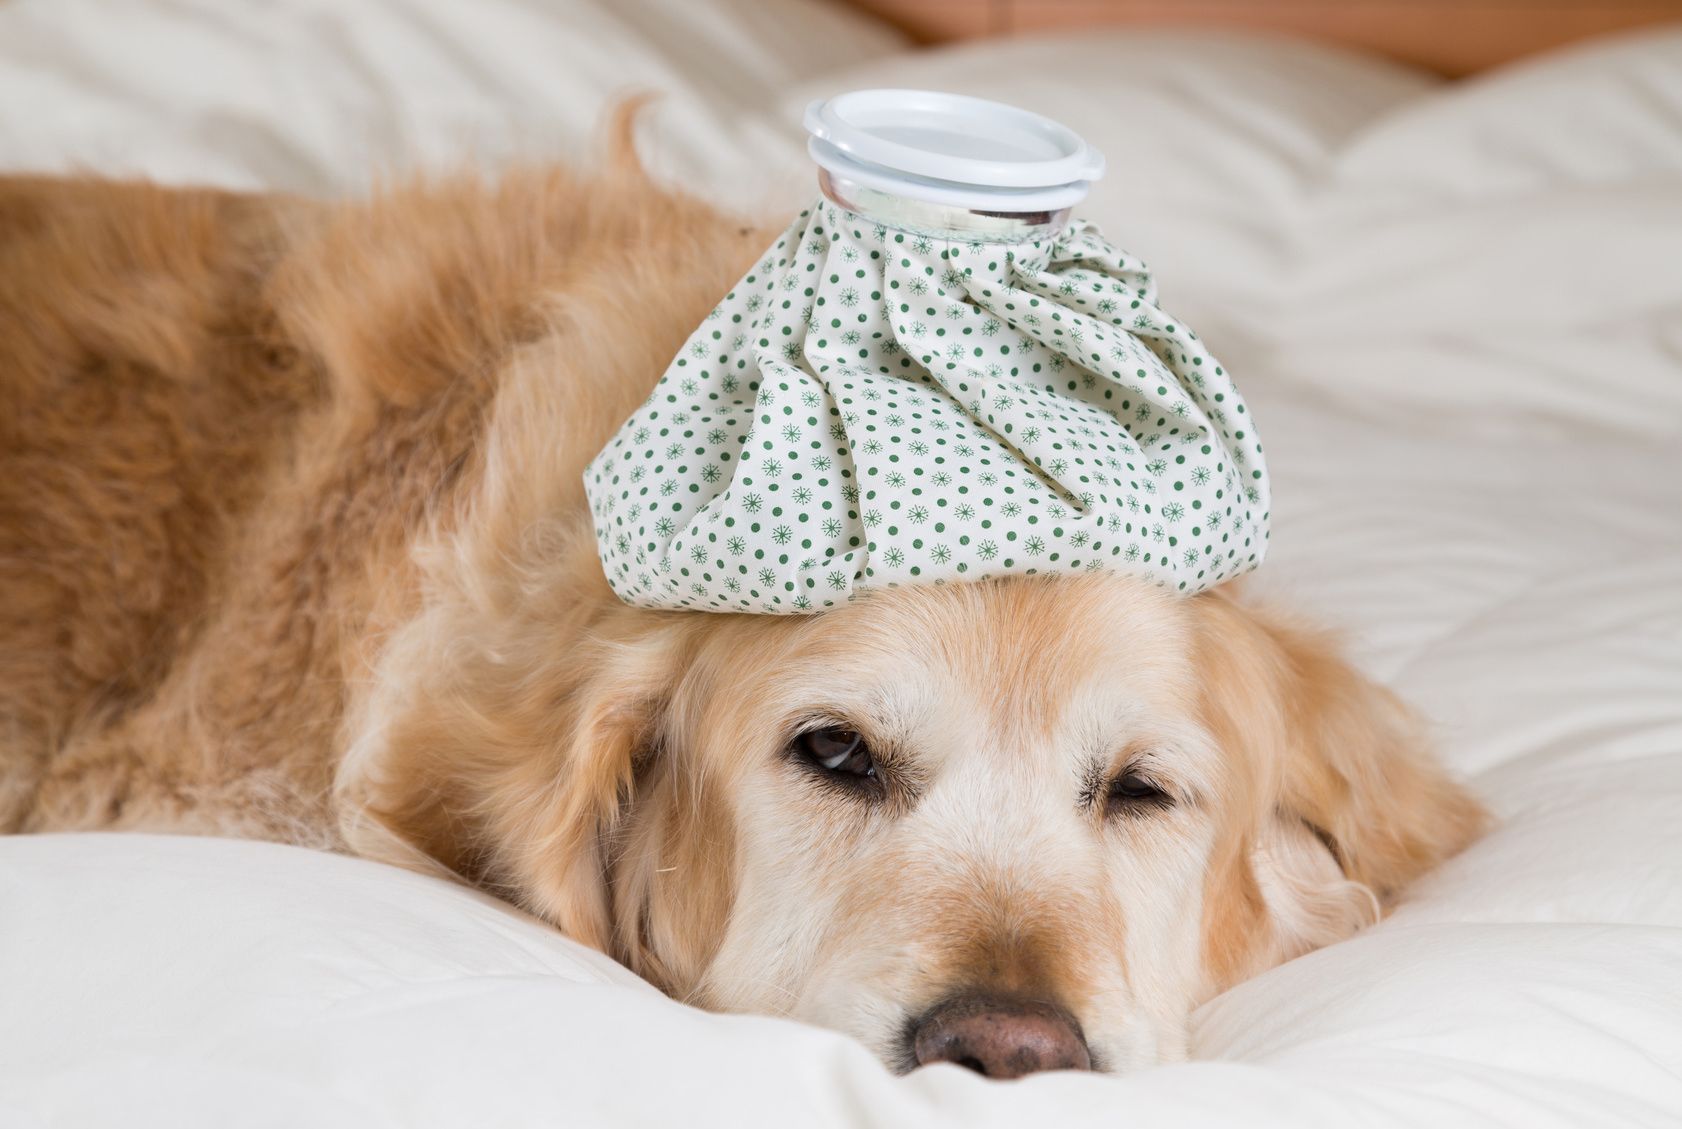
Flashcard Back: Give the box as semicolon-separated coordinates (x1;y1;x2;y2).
0;145;1485;1075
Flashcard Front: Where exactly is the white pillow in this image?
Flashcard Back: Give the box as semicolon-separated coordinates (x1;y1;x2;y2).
0;0;903;194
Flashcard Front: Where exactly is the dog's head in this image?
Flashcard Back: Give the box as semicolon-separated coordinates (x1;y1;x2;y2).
344;564;1483;1077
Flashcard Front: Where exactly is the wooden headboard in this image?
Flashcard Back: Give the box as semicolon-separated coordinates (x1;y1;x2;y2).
840;0;1682;77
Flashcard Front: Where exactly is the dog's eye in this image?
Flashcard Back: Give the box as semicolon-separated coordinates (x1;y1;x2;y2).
1107;772;1172;816
795;726;876;779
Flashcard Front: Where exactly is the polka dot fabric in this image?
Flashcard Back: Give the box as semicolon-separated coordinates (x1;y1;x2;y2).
585;201;1270;613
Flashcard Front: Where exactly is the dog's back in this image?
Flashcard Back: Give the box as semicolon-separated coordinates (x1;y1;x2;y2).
0;159;759;841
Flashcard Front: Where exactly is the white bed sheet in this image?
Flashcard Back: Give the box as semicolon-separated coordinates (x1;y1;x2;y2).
1;4;1679;1125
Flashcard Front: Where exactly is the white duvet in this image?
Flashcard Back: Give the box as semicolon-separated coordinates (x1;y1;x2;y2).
1;2;1679;1125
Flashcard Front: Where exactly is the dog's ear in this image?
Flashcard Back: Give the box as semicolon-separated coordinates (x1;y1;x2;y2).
507;622;689;952
1193;591;1488;905
339;605;692;958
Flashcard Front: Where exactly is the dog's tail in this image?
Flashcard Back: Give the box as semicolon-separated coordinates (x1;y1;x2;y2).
601;92;659;181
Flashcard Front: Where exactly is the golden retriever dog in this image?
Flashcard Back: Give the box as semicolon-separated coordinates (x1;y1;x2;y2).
0;116;1485;1078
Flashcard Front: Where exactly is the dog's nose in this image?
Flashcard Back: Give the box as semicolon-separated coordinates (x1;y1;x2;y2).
911;994;1091;1078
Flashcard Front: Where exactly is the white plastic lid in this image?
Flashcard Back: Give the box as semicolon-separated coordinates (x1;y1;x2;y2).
804;88;1105;212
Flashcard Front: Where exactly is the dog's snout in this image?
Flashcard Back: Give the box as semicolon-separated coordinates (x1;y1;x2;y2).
911;994;1091;1079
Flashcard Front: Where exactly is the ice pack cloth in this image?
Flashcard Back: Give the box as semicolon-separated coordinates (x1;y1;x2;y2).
585;201;1270;613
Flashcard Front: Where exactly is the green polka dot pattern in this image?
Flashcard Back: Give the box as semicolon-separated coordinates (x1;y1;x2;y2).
585;201;1270;613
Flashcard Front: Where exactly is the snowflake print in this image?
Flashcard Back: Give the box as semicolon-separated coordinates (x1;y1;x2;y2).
586;198;1267;610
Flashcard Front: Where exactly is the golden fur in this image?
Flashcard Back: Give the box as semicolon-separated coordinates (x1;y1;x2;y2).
0;121;1486;1072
